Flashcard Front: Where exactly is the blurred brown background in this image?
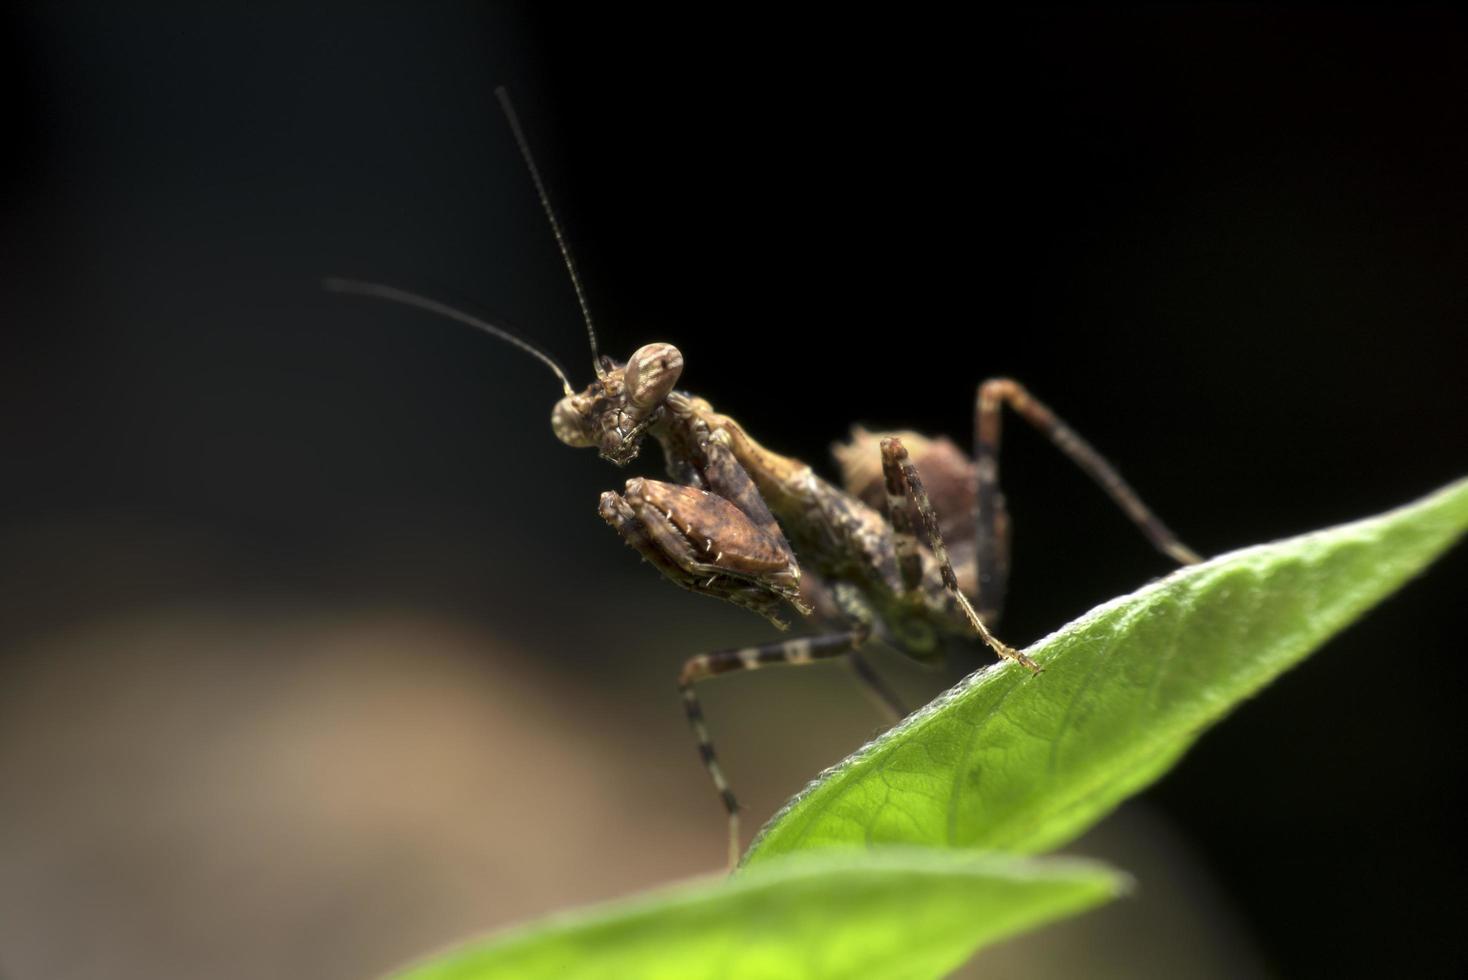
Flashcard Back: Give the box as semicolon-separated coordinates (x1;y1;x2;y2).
2;5;1465;979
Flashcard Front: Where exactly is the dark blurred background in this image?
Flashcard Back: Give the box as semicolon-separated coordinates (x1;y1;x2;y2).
2;5;1465;979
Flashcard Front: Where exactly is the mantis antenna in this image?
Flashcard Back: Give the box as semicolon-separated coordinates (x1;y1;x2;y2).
323;278;576;397
495;86;604;378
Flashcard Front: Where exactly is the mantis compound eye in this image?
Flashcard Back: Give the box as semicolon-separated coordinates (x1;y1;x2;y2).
551;395;596;448
624;343;684;411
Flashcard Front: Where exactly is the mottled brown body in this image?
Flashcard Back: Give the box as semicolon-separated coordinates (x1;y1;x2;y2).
643;395;970;661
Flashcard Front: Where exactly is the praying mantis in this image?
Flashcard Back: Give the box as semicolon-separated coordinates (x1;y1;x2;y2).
329;89;1201;869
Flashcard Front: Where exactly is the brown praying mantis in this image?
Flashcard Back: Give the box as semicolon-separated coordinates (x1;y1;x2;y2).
328;89;1203;870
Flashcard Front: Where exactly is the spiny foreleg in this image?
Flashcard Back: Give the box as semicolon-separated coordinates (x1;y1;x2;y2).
598;477;809;629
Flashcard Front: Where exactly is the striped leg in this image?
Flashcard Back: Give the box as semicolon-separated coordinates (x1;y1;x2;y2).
881;437;1041;673
678;629;868;870
974;379;1201;619
879;440;927;594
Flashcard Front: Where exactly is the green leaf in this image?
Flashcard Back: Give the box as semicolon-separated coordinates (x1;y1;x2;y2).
744;478;1468;864
390;850;1125;980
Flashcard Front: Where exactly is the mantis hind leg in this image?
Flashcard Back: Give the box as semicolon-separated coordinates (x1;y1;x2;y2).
973;379;1202;618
